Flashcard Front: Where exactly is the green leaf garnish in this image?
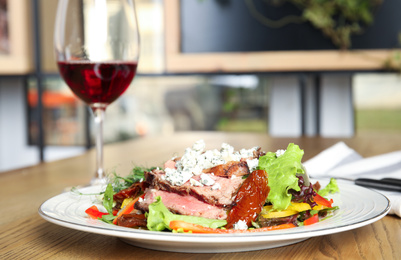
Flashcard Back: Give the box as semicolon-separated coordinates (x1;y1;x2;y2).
99;214;116;224
318;178;340;196
103;184;114;214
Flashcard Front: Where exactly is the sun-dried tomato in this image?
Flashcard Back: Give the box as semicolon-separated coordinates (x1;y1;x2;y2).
113;182;146;203
117;213;147;228
225;169;270;229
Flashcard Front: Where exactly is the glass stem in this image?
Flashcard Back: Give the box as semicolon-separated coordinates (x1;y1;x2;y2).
92;106;106;182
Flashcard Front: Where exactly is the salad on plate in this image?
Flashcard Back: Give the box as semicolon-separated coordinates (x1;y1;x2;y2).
83;140;339;233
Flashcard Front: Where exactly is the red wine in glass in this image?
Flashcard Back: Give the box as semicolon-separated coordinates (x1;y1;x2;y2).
57;61;138;105
55;0;140;185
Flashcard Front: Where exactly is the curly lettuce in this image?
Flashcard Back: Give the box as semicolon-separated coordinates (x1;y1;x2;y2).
258;143;304;211
318;178;339;196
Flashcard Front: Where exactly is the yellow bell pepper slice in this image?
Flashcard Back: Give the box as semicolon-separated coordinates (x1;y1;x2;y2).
261;209;298;218
120;197;134;209
261;202;326;219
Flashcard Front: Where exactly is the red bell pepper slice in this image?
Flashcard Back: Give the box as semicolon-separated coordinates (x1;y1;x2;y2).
85;205;109;219
313;193;333;208
304;214;319;226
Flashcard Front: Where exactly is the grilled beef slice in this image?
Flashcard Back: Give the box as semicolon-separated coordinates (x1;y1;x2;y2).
145;169;245;208
135;189;228;220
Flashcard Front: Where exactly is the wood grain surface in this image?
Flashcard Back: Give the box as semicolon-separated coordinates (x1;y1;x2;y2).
1;132;400;259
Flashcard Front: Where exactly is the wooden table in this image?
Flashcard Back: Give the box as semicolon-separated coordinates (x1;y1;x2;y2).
1;132;400;259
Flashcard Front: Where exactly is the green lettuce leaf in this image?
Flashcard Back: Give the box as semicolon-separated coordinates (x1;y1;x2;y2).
258;143;304;211
146;196;227;231
318;178;339;196
103;183;114;214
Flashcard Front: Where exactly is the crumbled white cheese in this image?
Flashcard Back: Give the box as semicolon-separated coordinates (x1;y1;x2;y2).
165;167;192;186
240;147;259;158
164;140;261;186
246;158;259;172
192;139;205;152
200;173;215;186
191;165;204;176
211;183;221;190
201;149;225;169
220;143;240;162
276;149;286;157
138;197;144;203
233;220;248;230
190;178;203;187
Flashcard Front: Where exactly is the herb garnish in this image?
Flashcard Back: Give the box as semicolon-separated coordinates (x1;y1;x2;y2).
110;166;156;192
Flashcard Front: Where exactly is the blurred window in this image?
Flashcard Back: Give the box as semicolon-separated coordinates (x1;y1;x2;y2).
353;73;401;134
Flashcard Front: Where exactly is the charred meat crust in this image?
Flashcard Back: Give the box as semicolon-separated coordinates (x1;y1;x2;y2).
203;161;250;177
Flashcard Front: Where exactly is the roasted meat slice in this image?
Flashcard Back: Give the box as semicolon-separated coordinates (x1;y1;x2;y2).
135;189;228;220
145;169;245;208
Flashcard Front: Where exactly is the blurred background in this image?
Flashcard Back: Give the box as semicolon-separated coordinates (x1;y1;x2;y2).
0;0;401;172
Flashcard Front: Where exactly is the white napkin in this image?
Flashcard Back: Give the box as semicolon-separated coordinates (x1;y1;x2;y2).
303;142;401;217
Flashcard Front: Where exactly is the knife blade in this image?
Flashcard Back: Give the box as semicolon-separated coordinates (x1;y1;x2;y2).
381;178;401;186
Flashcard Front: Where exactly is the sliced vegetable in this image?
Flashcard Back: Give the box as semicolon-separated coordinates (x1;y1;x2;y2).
289;202;313;212
121;197;134;209
85;205;109;219
170;220;296;233
261;203;310;218
313;193;333;208
113;196;140;224
312;204;327;211
304;214;319;225
226;169;269;229
261;209;298;219
261;202;328;219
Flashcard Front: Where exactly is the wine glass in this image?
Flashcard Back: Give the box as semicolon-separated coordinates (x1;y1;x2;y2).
54;0;140;185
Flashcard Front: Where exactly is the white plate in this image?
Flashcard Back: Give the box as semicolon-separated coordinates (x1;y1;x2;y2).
38;180;390;253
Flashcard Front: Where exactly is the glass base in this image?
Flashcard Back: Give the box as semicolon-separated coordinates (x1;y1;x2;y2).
89;176;109;186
